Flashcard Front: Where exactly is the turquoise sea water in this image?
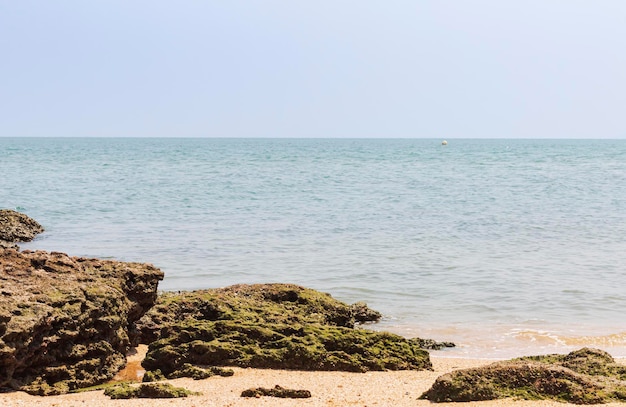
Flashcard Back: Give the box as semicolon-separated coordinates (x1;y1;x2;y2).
2;137;626;358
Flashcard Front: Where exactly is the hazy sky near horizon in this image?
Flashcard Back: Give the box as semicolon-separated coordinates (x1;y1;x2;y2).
1;1;625;138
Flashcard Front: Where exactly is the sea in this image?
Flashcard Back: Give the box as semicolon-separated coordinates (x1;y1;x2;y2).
2;137;625;359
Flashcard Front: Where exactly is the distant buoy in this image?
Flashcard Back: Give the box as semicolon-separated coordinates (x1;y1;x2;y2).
441;140;448;145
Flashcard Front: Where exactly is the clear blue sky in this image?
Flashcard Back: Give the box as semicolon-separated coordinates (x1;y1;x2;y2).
1;1;625;138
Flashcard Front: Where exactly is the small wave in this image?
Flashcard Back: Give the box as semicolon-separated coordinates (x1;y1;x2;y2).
560;332;626;347
510;330;626;352
511;330;568;346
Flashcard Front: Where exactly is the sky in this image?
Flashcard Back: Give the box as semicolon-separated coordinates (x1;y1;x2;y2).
1;1;625;138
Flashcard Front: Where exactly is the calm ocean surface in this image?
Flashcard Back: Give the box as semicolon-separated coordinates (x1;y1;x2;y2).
2;137;625;358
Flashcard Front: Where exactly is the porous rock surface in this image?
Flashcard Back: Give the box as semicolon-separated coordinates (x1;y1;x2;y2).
0;209;44;248
421;348;626;404
0;249;164;395
137;283;434;377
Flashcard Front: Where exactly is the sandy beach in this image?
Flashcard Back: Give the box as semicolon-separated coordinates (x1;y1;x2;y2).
2;348;625;407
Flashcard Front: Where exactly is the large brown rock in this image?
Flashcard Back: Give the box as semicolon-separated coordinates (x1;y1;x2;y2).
0;210;44;245
0;249;163;395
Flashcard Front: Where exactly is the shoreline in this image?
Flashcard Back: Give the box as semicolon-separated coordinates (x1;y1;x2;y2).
371;321;626;360
2;353;626;407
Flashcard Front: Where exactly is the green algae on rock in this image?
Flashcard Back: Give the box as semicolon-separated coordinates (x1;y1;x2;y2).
137;284;434;377
104;382;200;399
241;385;311;398
0;249;163;395
516;347;626;379
421;348;626;404
142;364;234;382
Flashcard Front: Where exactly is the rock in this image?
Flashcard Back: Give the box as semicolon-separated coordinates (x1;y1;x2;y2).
142;364;234;381
141;369;167;382
137;283;434;378
0;249;163;395
0;210;44;245
410;338;456;350
420;348;626;404
350;301;382;323
241;385;312;398
104;382;200;399
0;241;19;250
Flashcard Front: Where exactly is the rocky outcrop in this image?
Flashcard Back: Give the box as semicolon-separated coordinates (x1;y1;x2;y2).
137;283;434;377
0;249;164;395
0;210;44;247
421;348;626;404
0;211;443;394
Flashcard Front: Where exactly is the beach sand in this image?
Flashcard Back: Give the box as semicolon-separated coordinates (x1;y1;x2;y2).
2;346;625;407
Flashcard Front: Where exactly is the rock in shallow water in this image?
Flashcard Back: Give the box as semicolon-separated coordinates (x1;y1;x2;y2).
137;283;435;377
0;209;44;247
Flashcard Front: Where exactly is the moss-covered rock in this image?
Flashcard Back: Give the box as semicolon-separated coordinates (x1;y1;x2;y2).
0;249;163;394
518;347;626;379
138;284;435;377
421;348;626;404
104;382;199;399
141;369;167;382
241;385;311;398
138;283;381;343
142;363;234;381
